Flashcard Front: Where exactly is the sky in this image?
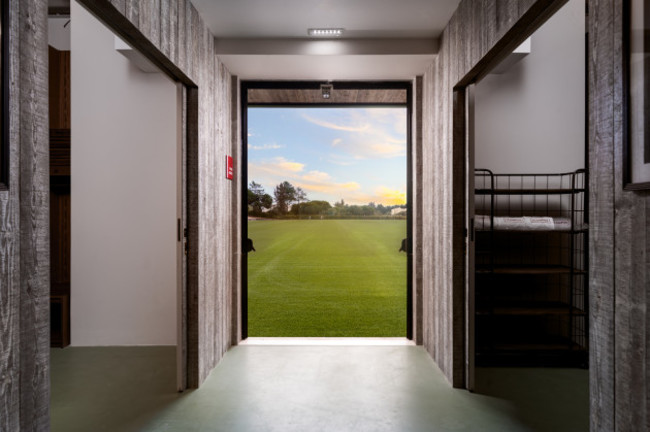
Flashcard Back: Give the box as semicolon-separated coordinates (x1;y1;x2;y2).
247;107;407;206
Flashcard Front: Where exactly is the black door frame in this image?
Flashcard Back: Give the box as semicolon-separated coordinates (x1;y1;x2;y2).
240;80;414;339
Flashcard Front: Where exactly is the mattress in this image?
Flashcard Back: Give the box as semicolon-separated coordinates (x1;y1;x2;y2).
475;215;576;231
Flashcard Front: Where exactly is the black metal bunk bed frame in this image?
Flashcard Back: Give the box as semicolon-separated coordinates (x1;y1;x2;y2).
474;169;589;367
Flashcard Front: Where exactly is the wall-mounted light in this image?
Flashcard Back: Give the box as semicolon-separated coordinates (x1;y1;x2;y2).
308;28;344;37
321;84;333;99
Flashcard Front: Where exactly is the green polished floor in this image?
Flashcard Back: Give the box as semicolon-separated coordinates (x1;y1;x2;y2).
50;344;589;432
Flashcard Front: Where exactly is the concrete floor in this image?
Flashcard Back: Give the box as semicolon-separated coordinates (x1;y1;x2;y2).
50;343;589;432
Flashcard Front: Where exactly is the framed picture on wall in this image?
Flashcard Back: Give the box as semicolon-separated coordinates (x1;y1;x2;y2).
624;0;650;190
0;0;7;189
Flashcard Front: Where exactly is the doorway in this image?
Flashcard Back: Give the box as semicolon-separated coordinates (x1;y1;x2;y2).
458;0;589;428
49;3;187;415
241;81;413;339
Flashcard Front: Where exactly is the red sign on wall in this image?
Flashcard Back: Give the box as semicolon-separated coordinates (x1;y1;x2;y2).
226;155;234;180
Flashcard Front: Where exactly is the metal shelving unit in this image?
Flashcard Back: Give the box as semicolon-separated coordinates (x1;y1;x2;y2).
474;169;588;367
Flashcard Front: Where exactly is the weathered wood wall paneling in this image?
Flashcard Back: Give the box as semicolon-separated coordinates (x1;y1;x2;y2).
74;0;235;389
422;0;569;387
13;0;51;430
0;0;21;428
189;4;199;86
125;0;138;29
138;0;161;55
167;0;178;67
594;0;650;430
612;0;645;426
159;0;171;60
588;0;618;430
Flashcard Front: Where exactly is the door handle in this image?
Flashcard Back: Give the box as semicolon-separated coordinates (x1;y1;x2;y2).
244;238;256;253
399;238;409;253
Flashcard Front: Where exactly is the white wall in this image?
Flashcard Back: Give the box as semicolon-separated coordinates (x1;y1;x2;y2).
474;0;585;173
48;17;71;51
71;2;178;345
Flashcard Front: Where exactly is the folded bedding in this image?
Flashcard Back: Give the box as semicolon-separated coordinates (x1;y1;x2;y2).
475;215;577;231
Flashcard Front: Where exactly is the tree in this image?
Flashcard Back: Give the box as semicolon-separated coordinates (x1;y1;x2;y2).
295;187;307;204
274;181;298;214
291;200;332;216
248;181;273;214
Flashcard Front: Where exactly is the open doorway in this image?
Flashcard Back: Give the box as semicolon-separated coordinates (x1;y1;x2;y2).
241;82;413;339
460;0;589;429
49;3;185;428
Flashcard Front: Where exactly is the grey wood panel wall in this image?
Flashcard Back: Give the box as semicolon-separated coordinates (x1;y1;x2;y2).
589;0;650;430
0;0;22;429
420;0;569;387
0;0;51;429
18;0;50;428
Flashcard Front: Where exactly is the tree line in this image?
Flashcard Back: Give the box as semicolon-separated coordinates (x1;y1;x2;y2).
248;180;406;218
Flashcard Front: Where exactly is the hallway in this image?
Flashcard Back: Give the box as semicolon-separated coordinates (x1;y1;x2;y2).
51;343;588;431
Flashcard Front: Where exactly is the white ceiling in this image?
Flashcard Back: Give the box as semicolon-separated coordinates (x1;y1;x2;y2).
191;0;459;39
191;0;461;80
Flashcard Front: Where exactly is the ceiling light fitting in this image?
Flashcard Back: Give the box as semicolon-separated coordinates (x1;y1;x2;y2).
308;28;344;37
321;84;333;99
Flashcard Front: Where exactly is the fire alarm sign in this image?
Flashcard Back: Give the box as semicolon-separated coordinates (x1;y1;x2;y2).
226;156;234;180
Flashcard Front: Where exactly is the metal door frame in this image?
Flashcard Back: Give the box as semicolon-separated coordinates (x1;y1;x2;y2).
240;80;414;339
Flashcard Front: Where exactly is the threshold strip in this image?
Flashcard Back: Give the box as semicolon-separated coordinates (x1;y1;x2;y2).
240;338;415;346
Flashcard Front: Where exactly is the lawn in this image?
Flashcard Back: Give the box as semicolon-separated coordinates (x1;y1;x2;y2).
247;219;407;337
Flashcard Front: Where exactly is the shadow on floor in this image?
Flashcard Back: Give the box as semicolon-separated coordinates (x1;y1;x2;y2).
51;346;588;432
474;367;589;432
51;346;183;432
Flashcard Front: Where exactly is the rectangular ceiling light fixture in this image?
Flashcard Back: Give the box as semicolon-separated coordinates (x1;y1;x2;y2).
308;28;344;37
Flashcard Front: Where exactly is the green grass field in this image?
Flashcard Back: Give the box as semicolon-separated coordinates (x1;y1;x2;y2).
247;219;407;337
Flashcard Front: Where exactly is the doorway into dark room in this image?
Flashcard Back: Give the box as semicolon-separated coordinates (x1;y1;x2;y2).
461;0;589;430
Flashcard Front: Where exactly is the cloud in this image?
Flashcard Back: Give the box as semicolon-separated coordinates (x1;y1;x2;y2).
303;108;406;160
302;114;370;132
295;170;360;197
332;186;406;206
375;186;406;206
250;157;305;182
249;143;285;151
249;159;363;204
297;180;360;196
249;157;405;206
302;170;331;183
274;157;304;173
247;107;407;206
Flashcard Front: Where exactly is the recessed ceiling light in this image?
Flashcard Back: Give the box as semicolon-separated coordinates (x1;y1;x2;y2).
308;28;344;37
